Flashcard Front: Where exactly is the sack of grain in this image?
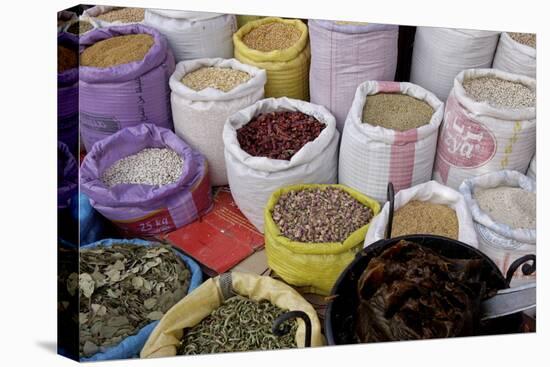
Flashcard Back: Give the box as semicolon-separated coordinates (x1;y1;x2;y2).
309;20;398;131
58;32;79;154
58;141;78;209
410;27;500;101
234;17;310;100
79;25;175;151
433;69;536;189
265;184;380;295
339;80;444;203
57;10;77;32
170;58;266;186
141;272;324;358
492;32;536;78
365;180;478;248
82;6;145;27
223;97;339;232
459;170;536;285
527;154;536;180
144;10;236;62
80;124;212;237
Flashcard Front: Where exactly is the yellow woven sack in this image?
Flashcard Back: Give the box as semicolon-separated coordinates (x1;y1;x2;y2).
140;272;324;358
264;184;381;295
233;17;310;101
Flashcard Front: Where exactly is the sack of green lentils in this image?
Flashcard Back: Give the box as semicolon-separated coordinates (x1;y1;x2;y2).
82;6;145;27
433;69;536;189
170;58;267;186
365;180;478;248
144;10;237;62
493;32;536;79
459;170;536;286
339;80;444;204
223;97;340;232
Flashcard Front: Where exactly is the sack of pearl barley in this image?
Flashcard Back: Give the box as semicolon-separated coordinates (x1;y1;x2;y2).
433;69;536;190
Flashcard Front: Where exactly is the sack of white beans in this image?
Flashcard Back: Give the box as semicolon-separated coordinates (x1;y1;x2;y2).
492;32;536;79
433;69;536;189
339;81;444;204
170;58;267;186
459;170;536;286
410;27;500;101
527;154;536;180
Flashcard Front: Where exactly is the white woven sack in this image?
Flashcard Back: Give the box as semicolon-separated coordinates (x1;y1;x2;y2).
433;69;536;189
492;32;536;78
82;5;144;28
339;81;444;204
459;170;536;285
170;58;267;186
527;154;536;180
364;181;478;248
223;97;339;232
410;27;500;101
144;9;236;62
308;20;398;132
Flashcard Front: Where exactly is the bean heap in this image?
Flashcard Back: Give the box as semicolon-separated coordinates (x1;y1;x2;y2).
242;22;302;51
58;45;77;73
475;186;536;229
391;200;459;239
67;20;93;35
362;93;434;131
272;187;374;243
508;32;536;49
101;148;184;187
462;76;535;109
80;34;154;68
181;67;252;92
96;7;145;23
178;295;297;355
237;111;325;160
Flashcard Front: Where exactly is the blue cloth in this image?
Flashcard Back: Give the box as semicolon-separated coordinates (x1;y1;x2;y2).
70;192;106;246
80;238;203;361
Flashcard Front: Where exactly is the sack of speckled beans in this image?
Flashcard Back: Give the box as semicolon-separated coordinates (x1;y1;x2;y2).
459;170;536;286
433;68;536;189
493;32;536;78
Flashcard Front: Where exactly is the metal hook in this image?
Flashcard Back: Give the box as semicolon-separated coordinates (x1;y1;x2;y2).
385;182;395;240
505;254;536;286
272;310;312;348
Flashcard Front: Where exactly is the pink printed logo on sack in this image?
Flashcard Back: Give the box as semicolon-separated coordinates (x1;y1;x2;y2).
437;96;496;168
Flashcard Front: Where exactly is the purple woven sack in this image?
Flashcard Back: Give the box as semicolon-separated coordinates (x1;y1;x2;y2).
79;25;175;152
58;141;78;209
58;32;79;154
80;124;212;237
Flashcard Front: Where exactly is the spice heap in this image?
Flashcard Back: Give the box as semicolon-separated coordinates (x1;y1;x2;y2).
391;200;458;239
272;187;374;243
101;148;184;187
58;45;78;73
80;34;154;68
356;240;491;342
508;32;536;49
462;76;535;109
178;295;297;355
78;244;190;357
96;7;145;23
362;93;434;131
242;22;302;51
181;67;252;92
237;111;325;160
67;20;93;35
475;186;536;229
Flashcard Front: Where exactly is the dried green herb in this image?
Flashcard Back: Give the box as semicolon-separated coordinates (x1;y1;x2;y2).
178;295;297;355
76;244;190;357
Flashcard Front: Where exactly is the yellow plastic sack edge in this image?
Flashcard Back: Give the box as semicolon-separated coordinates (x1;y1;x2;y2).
264;184;381;255
233;17;309;63
140;272;325;358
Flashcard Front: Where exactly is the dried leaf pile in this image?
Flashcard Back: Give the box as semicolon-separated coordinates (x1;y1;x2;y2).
77;244;190;357
178;295;297;355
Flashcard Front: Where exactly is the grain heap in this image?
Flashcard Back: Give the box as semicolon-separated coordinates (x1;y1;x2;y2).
508;32;536;48
177;295;297;354
101;148;184;187
78;244;190;357
242;22;302;51
272;187;374;243
181;67;252;92
237;111;325;160
362;93;434;131
96;7;145;23
80;34;154;68
58;45;78;73
66;20;93;35
475;186;536;229
391;200;459;239
462;76;535;109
